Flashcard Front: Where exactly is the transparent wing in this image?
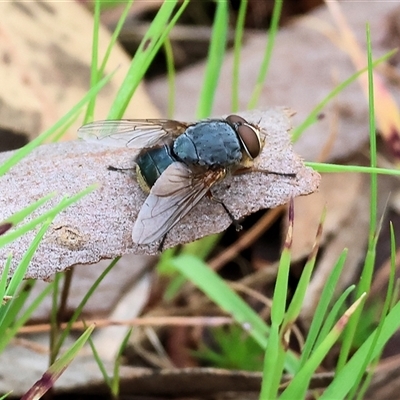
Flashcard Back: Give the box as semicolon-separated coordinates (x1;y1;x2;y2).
77;119;189;149
132;163;225;245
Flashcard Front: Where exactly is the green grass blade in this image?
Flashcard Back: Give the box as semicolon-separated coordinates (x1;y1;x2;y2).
0;220;54;352
291;50;395;142
85;0;135;123
338;24;378;372
49;324;95;377
83;0;101;123
0;185;97;248
247;0;283;109
260;202;293;398
0;193;55;231
314;285;355;350
49;273;62;364
321;298;400;399
366;22;378;265
306;162;400;176
164;36;176;119
0;280;35;333
0;282;53;354
108;0;189;119
351;223;398;399
270;201;293;325
281;295;365;399
49;112;81;143
283;209;325;331
300;250;348;367
21;325;95;399
98;1;134;78
231;0;247;112
0;256;11;302
0;72;114;176
111;328;133;397
5;220;52;295
181;233;222;260
172;255;300;378
88;335;112;388
171;254;269;348
260;320;285;399
196;0;229;118
53;257;120;357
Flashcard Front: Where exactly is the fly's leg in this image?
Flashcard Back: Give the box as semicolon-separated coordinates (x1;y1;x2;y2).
234;168;296;178
108;165;137;181
158;234;168;252
108;165;134;173
208;191;243;232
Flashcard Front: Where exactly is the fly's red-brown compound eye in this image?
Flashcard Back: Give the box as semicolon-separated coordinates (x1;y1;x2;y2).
226;114;261;159
237;124;261;159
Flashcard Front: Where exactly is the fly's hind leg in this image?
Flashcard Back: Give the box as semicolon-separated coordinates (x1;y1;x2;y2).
207;191;243;232
108;165;134;173
108;165;137;181
158;233;168;252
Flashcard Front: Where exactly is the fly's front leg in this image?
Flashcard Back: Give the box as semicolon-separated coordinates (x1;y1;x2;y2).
207;191;242;232
234;167;296;178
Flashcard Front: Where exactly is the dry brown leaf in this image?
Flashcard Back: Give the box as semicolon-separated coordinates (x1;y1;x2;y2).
0;109;320;280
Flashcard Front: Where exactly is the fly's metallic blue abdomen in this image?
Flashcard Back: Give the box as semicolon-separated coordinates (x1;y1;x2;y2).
136;145;176;191
173;121;242;167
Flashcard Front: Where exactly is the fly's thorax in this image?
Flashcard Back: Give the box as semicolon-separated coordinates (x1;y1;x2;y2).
173;121;243;168
135;145;176;191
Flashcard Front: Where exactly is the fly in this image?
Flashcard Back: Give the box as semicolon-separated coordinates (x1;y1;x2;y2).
78;115;295;248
